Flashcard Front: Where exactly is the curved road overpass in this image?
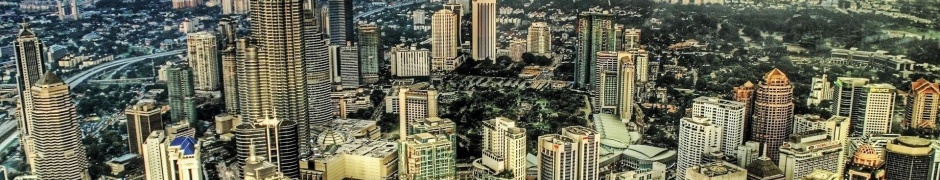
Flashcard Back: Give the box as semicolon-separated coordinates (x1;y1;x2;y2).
64;49;185;88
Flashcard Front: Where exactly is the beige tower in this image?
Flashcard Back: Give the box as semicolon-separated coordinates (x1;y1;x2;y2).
431;9;459;71
906;78;938;130
13;23;46;171
527;22;551;57
472;117;527;180
509;39;526;62
471;0;496;60
562;126;600;180
30;72;90;179
752;68;794;162
537;134;577;180
186;32;220;91
125;101;164;155
618;52;636;122
397;84;439;139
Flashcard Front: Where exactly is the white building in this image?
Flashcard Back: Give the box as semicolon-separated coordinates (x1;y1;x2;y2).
142;131;203;180
677;116;723;178
391;46;430;77
691;96;746;157
806;74;832;107
778;130;843;180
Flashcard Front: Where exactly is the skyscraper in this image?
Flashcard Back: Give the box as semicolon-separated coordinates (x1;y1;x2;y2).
733;81;756;141
187;32;220;91
165;63;197;125
575;11;618;89
751;69;794;162
905;78;939;130
431;9;459;72
142;131;204;180
537;134;576;180
338;44;360;87
29;72;90;179
594;51;620;114
397;85;439;139
677;116;723;179
399;133;456;179
221;43;239;113
240;0;311;152
443;2;463;42
777;130;843;180
885;136;934;180
562;126;600;180
618;52;636;122
358;24;380;84
56;0;79;20
527;22;552;57
629;49;649;84
328;0;353;44
470;0;496;60
221;0;248;14
13;23;46;169
235;118;301;178
472;117;526;180
692;96;746;157
126;101;164;155
832;80;897;136
831;77;869;135
622;28;641;50
302;10;332;126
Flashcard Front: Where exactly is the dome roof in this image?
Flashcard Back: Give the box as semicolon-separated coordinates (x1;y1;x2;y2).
316;130;347;147
855;143;879;159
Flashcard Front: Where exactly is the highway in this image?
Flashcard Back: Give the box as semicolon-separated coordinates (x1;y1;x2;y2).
354;0;417;20
64;49;184;88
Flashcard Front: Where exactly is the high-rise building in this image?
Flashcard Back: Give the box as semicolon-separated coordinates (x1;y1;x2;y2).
221;43;239;113
471;117;526;180
328;0;353;44
29;72;90;179
777;130;843;180
906;78;939;130
678;116;723;179
628;49;649;85
399;133;456;179
13;23;46;170
831;77;870;135
575;11;618;89
187;32;220;91
562;126;600;180
397;85;439;139
165;63;197;125
235;118;301;178
509;39;527;62
56;0;79;20
221;0;248;14
537;134;576;180
594;51;621;114
358;24;380;84
443;2;463;41
243;144;292;180
126;101;164;155
338;44;360;87
885;136;934;180
685;161;747;180
751;69;794;162
172;0;204;9
391;46;431;77
692;96;746;157
618;52;636;122
431;9;460;72
470;0;496;60
143;131;168;180
622;28;641;50
302;10;332;126
846;143;886;180
733;81;756;140
527;22;552;57
164;136;203;180
806;74;832;107
858;84;897;136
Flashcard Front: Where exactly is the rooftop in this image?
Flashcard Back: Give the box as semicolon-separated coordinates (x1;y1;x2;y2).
169;136;197;155
593;114;633;149
621;145;676;161
688;161;744;177
896;136;931;147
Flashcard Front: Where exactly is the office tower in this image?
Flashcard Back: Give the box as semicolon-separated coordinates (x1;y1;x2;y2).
235;118;300;178
831;77;870;135
471;0;496;60
391;46;431;77
733;81;756;140
562;126;600;180
143;131;168;180
13;23;46;169
472;117;526;179
692;96;746;157
527;22;552;57
629;49;649;85
165;63;197;125
56;0;79;20
678;116;723;178
537;134;576;180
399;133;456;179
618;52;635;122
172;0;204;9
906;78;939;130
858;84;896;135
777;130;842;180
302;10;332;126
575;11;618;89
335;44;360;87
443;2;463;40
885;136;934;180
328;0;353;44
594;51;620;114
806;74;832;107
397;85;439;139
221;46;239;113
746;156;785;180
622;28;641;50
29;72;90;179
685;161;747;180
846;143;886;180
509;39;527;62
221;0;248;14
431;9;459;72
358;24;380;84
143;132;205;180
187;32;220;91
752;69;794;162
126;101;164;155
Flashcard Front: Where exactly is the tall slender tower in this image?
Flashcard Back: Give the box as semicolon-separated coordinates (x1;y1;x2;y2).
30;72;90;179
472;117;527;180
618;52;636;122
187;32;220;91
13;22;45;170
431;9;459;71
328;0;353;44
562;126;600;180
443;2;463;42
219;18;240;113
471;0;496;60
527;22;552;57
358;24;380;84
594;51;619;114
692;96;746;157
677;116;723;179
242;0;310;152
905;78;939;130
575;12;618;89
165;63;197;125
733;81;755;141
751;68;794;162
302;10;332;126
125;101;164;155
